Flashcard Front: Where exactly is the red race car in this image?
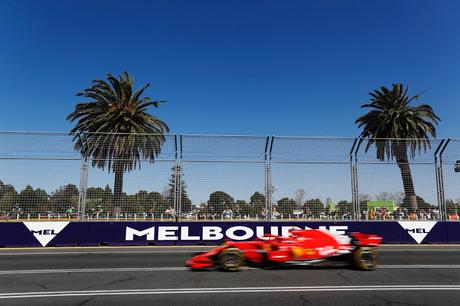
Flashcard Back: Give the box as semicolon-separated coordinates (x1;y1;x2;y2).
187;229;382;271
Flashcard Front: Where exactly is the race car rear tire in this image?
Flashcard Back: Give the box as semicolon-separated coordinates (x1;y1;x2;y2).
219;248;245;272
353;247;379;271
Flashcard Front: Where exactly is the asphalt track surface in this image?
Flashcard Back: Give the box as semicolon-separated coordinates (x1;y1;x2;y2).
0;246;460;306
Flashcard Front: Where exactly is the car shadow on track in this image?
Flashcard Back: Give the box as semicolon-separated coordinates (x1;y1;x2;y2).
189;263;360;272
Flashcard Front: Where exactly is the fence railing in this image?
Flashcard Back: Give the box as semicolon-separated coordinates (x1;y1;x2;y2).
0;132;459;222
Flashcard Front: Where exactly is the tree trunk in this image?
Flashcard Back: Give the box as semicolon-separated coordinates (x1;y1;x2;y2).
397;155;417;213
113;161;124;216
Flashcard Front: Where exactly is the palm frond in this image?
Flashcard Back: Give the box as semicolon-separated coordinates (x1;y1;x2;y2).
355;83;439;161
67;72;169;173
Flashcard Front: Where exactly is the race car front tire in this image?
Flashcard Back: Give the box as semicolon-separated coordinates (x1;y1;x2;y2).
219;248;245;272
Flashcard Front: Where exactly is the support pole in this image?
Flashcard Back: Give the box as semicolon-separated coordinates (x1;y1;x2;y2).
77;158;88;221
349;138;361;220
177;163;182;221
172;162;182;222
349;138;358;220
265;161;273;221
264;136;274;222
434;140;445;221
353;163;359;220
173;134;183;222
438;139;450;221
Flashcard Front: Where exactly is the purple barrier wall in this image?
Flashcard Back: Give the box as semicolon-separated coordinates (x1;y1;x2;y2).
1;221;459;247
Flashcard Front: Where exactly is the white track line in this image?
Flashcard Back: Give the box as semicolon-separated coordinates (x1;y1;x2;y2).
380;249;460;252
380;265;460;269
0;265;459;275
1;285;460;299
0;267;188;275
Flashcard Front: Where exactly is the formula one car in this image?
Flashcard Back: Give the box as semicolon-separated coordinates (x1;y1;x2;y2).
187;229;382;271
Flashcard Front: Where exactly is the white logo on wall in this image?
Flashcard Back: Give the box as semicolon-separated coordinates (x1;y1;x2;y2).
125;225;349;241
398;221;437;244
23;222;70;247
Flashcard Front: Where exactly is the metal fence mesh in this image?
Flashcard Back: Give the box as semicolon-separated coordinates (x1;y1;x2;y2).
0;132;458;221
271;163;352;220
357;163;440;220
438;139;460;221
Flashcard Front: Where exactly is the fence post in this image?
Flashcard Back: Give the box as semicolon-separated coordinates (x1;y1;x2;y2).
434;140;444;221
177;162;183;221
172;163;180;221
77;158;88;221
349;138;359;220
265;161;273;221
436;139;450;221
353;162;359;220
173;134;183;222
264;136;274;222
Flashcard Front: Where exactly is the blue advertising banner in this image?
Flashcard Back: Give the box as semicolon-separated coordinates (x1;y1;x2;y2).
0;221;459;247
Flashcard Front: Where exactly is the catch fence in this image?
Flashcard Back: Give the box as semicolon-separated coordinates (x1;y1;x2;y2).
0;132;459;222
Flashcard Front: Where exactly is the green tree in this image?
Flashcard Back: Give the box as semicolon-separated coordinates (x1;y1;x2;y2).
250;191;266;214
358;194;371;212
123;194;140;214
102;185;114;211
164;165;192;213
129;190;166;215
86;185;114;214
337;200;353;216
17;185;49;215
67;72;169;213
50;184;79;214
356;84;440;212
207;191;234;214
234;200;252;216
277;197;296;216
0;182;17;213
305;198;324;217
86;187;104;210
146;191;166;215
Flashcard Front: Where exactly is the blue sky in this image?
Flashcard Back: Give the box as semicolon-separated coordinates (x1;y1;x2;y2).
1;0;459;137
0;0;459;205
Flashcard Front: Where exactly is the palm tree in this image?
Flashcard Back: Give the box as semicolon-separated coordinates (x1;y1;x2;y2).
355;83;440;212
67;72;169;213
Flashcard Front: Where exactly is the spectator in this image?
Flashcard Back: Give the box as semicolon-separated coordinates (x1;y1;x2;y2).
432;208;440;220
165;207;176;219
302;205;311;219
383;209;390;220
89;208;96;218
234;203;240;218
395;207;404;220
260;208;267;220
11;204;22;219
66;206;75;218
222;207;233;219
272;207;281;220
368;208;375;220
91;205;104;219
0;211;9;221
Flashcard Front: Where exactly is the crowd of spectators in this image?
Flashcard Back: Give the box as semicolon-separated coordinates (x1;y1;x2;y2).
1;202;459;221
363;206;441;221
